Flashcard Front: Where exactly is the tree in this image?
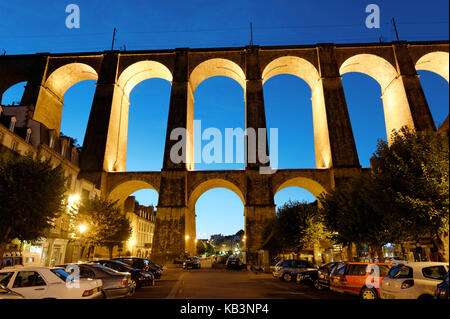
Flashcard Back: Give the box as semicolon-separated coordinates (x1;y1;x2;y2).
371;128;449;261
319;174;402;261
75;197;132;259
263;201;325;253
196;240;207;255
319;128;449;261
0;152;66;267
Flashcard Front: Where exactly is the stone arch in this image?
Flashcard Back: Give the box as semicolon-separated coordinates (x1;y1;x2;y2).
274;176;328;202
415;51;449;83
45;63;98;101
189;58;246;93
339;53;414;142
117;60;173;96
108;180;160;208
1;81;27;105
33;63;99;132
188;178;246;209
261;56;332;168
262;55;320;89
109;60;173;172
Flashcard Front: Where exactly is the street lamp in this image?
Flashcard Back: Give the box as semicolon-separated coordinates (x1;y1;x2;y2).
185;235;190;240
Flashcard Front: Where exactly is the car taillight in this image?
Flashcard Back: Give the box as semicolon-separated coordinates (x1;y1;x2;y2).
122;279;128;286
97;286;102;292
82;289;94;297
401;279;414;289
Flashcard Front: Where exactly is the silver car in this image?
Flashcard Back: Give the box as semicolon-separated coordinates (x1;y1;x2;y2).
273;259;317;282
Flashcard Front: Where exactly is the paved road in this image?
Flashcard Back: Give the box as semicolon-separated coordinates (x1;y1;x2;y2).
125;267;356;299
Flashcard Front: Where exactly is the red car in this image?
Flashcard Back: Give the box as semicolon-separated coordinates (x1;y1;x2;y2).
329;262;392;299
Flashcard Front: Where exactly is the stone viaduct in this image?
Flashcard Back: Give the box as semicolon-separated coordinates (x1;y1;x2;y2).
0;40;448;264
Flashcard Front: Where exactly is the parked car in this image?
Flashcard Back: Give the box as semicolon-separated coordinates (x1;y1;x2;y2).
314;262;340;290
329;262;392;299
183;256;201;269
273;259;317;282
0;267;103;299
434;271;449;300
296;269;319;287
226;257;243;270
0;283;24;299
91;260;154;289
57;263;133;299
380;262;449;299
112;257;163;279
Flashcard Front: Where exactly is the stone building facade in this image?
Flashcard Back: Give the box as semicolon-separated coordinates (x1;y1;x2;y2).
0;103;100;266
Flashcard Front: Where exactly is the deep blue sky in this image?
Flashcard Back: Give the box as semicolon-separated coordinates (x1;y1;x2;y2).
1;1;448;238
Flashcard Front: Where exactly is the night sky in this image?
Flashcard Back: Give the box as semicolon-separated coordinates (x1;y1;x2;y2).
1;0;448;238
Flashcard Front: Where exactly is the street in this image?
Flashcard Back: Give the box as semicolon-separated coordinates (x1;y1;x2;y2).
125;267;357;299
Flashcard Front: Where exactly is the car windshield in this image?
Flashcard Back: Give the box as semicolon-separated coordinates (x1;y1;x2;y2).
51;268;75;282
422;266;447;280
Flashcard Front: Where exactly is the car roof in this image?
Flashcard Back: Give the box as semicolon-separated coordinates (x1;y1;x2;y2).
397;262;449;268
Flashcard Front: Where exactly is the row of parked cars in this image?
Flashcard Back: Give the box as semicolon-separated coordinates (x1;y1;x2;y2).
274;259;449;299
0;257;163;299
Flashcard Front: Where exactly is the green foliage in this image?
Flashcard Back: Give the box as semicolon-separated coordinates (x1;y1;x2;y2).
0;152;66;244
319;128;449;257
196;240;207;255
263;201;324;251
371;127;449;238
75;197;132;254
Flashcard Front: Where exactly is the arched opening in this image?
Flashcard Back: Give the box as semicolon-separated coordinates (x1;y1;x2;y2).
189;59;246;171
110;60;172;172
108;180;159;208
126;78;171;171
340;54;413;145
60;80;96;146
341;73;387;166
262;56;328;168
415;52;449;129
1;81;27;106
34;63;99;133
187;178;245;257
273;178;330;262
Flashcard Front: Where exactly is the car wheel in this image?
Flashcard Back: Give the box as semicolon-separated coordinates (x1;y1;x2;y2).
314;279;323;290
360;287;378;300
282;272;293;282
418;294;433;300
130;279;138;290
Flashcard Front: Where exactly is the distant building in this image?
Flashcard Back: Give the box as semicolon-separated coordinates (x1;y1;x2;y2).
124;196;156;257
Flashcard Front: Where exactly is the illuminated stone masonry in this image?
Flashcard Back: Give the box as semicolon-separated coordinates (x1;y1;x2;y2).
1;40;448;265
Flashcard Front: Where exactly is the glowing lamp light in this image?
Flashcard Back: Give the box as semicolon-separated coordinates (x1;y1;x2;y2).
68;194;80;207
131;239;136;246
185;235;190;240
78;224;87;234
194;239;198;243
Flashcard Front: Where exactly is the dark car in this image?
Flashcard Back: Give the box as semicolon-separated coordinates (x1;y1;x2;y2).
273;259;317;282
91;260;154;289
113;257;163;279
315;262;340;290
435;271;449;299
296;269;319;287
183;257;201;269
226;257;243;270
58;263;133;299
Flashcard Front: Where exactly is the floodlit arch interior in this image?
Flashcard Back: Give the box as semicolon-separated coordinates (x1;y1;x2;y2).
262;56;331;168
339;54;414;142
108;180;160;208
415;51;449;83
275;176;327;202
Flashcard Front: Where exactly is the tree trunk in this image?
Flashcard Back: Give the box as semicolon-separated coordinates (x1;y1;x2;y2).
433;231;449;262
108;245;114;259
375;246;385;262
0;226;12;270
